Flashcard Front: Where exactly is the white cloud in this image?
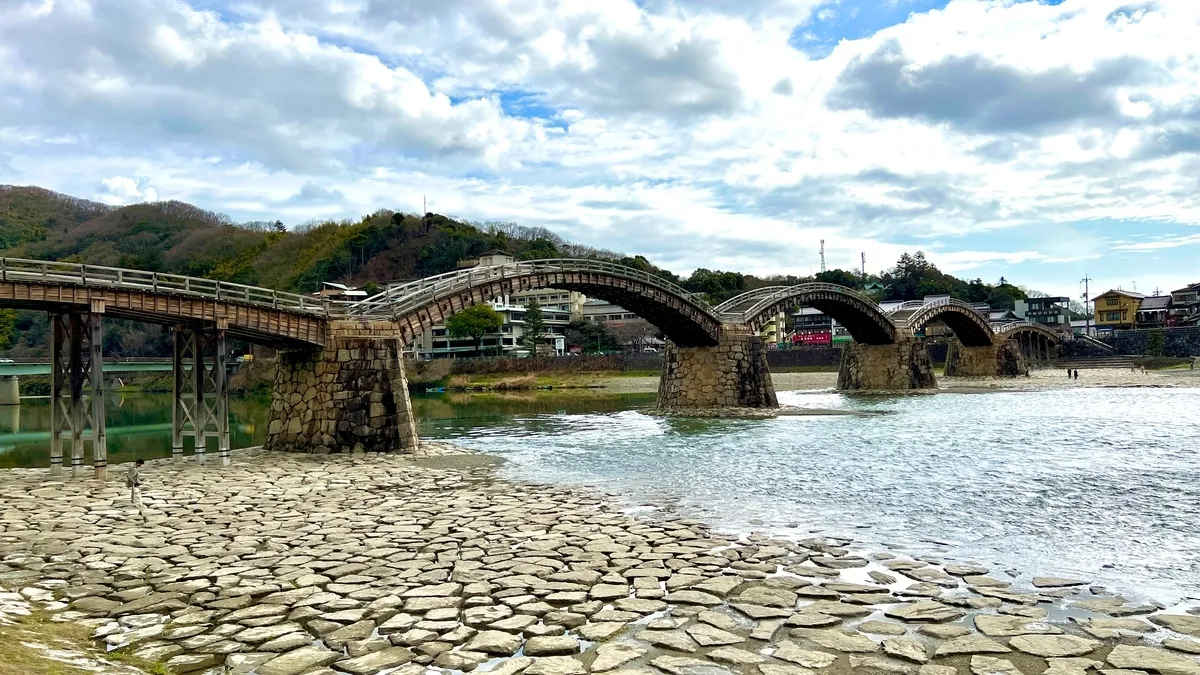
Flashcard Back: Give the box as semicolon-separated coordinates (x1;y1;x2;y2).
95;176;159;205
1;0;1199;291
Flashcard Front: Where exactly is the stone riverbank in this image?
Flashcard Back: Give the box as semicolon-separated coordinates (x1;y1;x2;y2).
2;445;1200;675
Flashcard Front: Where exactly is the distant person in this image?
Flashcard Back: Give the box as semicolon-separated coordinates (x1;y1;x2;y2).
1067;368;1072;377
1191;359;1195;370
126;459;144;509
1073;369;1079;380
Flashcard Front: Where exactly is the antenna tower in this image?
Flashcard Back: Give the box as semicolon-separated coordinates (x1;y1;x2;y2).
820;240;826;273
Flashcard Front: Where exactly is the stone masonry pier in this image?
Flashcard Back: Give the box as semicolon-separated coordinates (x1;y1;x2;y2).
658;325;778;409
837;339;937;391
266;320;417;454
944;339;1026;378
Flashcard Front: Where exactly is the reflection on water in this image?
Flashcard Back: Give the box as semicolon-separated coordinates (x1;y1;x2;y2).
0;390;657;469
4;386;1198;605
0;393;270;469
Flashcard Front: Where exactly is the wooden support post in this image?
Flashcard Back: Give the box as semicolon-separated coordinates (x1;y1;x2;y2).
215;321;230;466
89;309;107;481
49;314;65;476
171;327;186;462
192;329;207;465
69;313;85;478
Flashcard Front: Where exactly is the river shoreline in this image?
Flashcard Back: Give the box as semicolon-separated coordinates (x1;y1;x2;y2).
2;444;1199;675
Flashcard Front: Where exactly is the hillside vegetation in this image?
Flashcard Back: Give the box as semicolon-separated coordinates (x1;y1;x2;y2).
0;185;1028;357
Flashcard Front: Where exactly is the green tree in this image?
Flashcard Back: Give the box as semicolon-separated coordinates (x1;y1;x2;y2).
446;304;503;357
1147;328;1165;357
566;319;620;353
521;299;546;355
0;310;16;351
815;269;859;288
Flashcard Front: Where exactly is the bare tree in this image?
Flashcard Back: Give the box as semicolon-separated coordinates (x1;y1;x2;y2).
609;319;658;352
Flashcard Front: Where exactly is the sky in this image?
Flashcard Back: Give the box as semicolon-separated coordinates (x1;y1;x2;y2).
1;0;1198;301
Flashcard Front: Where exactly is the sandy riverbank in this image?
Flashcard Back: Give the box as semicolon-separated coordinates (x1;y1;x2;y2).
940;367;1200;391
597;372;840;394
2;445;1200;675
598;368;1200;395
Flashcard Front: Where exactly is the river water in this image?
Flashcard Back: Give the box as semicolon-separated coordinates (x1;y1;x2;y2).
3;387;1198;605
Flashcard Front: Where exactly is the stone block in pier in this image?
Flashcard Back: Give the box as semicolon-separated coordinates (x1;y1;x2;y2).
657;325;778;409
944;339;1025;378
266;320;417;454
837;339;937;391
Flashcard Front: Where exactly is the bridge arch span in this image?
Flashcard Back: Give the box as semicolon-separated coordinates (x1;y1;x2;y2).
994;321;1062;345
356;260;724;348
903;299;995;347
729;284;897;345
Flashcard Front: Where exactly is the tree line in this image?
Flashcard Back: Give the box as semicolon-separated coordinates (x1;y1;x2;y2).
0;185;1045;356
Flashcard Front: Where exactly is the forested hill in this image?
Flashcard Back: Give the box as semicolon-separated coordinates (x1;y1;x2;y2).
0;185;1032;355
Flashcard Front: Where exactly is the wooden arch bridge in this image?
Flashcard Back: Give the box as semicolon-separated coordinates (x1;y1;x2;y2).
0;257;1061;474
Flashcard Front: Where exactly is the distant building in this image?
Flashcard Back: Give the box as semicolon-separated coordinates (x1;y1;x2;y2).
415;298;573;359
413;251;581;358
582;299;638;324
312;282;368;301
1170;283;1200;326
988;309;1019;323
1014;297;1072;328
1135;295;1173;328
863;281;885;296
511;288;585;320
456;249;518;269
760;311;788;344
1092;289;1144;330
790;307;834;346
1070;319;1097;336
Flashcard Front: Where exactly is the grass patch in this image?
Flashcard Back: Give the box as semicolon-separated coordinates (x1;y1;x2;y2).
1132;356;1194;370
0;611;153;675
770;365;841;373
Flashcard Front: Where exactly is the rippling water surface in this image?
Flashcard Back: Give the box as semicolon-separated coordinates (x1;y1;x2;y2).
424;388;1200;605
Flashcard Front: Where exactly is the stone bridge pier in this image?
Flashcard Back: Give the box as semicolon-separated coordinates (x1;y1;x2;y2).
943;339;1026;378
266;321;418;454
837;339;937;391
658;325;777;409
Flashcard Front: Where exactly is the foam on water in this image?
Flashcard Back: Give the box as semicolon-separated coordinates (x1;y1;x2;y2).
426;387;1200;606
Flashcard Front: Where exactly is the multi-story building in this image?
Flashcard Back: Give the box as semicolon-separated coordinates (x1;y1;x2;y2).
582;299;638;323
511;288;585;320
412;251;581;358
790;307;834;346
1170;283;1200;325
1092;289;1143;330
416;299;573;358
759;311;788;344
1014;297;1072;328
1135;296;1173;328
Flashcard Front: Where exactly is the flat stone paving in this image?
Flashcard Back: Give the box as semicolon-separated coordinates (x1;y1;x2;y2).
1;443;1199;675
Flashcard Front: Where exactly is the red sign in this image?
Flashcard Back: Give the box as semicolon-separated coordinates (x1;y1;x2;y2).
793;331;832;345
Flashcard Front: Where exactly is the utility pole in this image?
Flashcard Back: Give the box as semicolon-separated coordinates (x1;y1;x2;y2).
1081;275;1092;335
820;240;826;273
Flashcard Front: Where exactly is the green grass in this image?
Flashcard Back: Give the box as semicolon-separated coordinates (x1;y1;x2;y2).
770;365;841;373
0;611;156;675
